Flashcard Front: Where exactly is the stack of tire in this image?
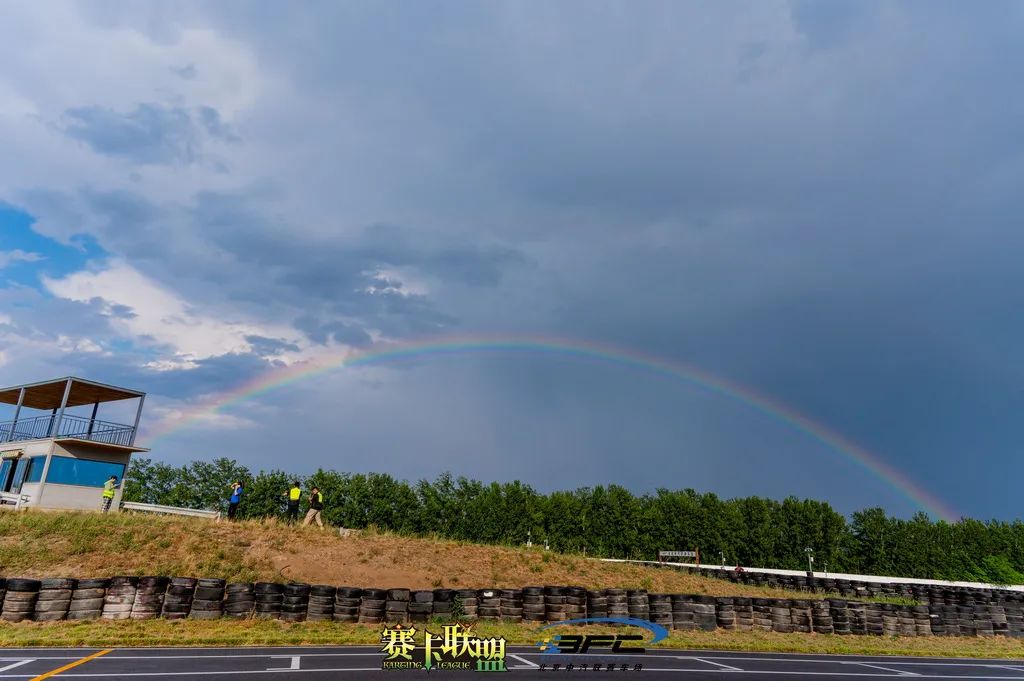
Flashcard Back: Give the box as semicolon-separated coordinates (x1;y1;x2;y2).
732;597;753;631
827;599;849;635
544;586;567;622
499;589;523;622
880;604;900;636
565;587;586;620
307;585;336;622
606;589;628;620
0;579;5;614
431;589;454;620
386;588;410;624
281;583;310;623
358;588;386;624
163;577;196;620
932;604;955;636
973;604;995;637
476;589;499;620
522;587;545;623
1;579;39;622
645;593;671;627
586;589;607;620
191;578;225;620
857;602;878;636
69;578;107;621
224;583;255;619
35;578;76;622
254;582;283;619
751;599;772;631
408;590;433;623
334;587;362;623
456;589;478;619
692;595;717;631
712;597;733;631
671;595;695;631
131;577;168;620
769;599;792;633
913;605;933;636
102;576;138;620
1005;599;1024;637
790;599;813;633
627;589;649;621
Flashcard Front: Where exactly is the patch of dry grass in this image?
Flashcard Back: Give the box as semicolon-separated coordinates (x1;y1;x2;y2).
0;511;802;597
1;619;1024;659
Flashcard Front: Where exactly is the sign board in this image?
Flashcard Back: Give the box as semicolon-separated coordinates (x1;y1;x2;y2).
658;549;699;564
0;450;23;460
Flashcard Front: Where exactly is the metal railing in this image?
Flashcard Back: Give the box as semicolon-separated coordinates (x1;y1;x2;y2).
0;414;136;447
0;491;30;510
121;501;221;521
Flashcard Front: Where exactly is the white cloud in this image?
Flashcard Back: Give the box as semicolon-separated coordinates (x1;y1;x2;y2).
0;249;43;269
43;260;303;369
56;335;105;354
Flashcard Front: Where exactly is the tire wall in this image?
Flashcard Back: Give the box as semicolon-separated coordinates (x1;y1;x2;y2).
1;576;1023;637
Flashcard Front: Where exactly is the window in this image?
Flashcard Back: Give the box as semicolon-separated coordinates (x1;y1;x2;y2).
42;456;126;488
24;457;44;483
0;460;11;492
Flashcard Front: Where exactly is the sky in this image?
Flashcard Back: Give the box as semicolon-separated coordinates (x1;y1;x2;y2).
1;1;1022;521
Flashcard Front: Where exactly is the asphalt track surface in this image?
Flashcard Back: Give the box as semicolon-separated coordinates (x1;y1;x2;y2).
4;647;1024;680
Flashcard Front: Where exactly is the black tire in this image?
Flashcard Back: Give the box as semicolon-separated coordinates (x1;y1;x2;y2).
310;585;336;598
387;589;410;602
194;587;224;601
6;579;41;592
256;583;284;594
337;587;363;598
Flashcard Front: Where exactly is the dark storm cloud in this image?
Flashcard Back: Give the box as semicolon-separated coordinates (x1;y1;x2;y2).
7;1;1024;519
59;103;235;164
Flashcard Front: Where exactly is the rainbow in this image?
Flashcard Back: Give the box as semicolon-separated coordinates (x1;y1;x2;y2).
143;334;959;521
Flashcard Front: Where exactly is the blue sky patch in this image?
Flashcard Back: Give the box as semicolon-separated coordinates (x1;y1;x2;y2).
0;203;106;289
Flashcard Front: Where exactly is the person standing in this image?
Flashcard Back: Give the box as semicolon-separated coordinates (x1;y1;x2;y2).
284;481;302;523
227;481;243;520
101;475;117;513
303;486;325;528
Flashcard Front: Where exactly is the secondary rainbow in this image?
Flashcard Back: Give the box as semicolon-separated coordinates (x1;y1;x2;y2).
143;334;960;521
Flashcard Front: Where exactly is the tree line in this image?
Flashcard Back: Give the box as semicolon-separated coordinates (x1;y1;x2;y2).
123;456;1024;585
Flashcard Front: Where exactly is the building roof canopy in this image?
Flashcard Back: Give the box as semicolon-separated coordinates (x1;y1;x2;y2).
0;377;144;410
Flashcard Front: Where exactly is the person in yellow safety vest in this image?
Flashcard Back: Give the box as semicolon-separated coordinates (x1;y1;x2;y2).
303;486;325;528
101;475;118;514
283;481;302;523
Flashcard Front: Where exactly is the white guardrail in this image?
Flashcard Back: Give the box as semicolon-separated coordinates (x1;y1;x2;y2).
0;491;29;509
121;501;221;521
602;558;1024;592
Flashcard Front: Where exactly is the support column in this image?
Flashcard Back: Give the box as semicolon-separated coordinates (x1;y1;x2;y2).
52;379;73;438
130;394;146;445
35;379;72;508
6;388;25;442
87;402;99;437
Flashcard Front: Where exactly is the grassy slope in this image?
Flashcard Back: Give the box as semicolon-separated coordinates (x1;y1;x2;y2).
3;511;1024;657
0;511;799;595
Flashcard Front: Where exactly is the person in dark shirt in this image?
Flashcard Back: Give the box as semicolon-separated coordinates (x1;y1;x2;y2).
303;486;324;528
227;481;243;520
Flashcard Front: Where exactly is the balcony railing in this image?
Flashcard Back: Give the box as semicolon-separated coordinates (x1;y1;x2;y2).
0;414;136;447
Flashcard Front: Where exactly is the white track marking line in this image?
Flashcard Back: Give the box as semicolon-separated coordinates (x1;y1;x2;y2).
687;657;743;671
847;662;920;675
0;662;33;674
109;653;382;659
507;654;539;669
641;671;1024;678
267;656;300;671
